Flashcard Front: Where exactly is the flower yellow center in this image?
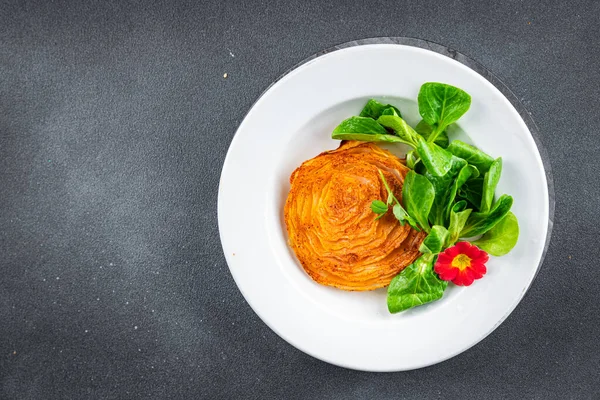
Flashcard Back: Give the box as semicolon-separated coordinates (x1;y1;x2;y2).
451;254;472;271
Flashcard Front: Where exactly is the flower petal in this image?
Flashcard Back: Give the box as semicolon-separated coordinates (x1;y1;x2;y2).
470;261;487;277
454;268;475;286
434;256;458;281
437;265;458;281
436;252;453;264
469;263;486;279
471;248;489;263
444;245;460;258
455;241;472;253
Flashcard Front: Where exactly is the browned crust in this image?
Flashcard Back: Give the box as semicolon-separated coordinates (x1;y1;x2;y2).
284;141;424;291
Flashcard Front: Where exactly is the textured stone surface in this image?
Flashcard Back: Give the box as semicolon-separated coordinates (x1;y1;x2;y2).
1;0;598;398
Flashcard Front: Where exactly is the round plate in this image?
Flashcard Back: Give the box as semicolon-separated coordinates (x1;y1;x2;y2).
218;38;553;372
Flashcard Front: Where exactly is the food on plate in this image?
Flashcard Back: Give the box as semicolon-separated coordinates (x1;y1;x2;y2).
284;141;425;291
284;82;520;313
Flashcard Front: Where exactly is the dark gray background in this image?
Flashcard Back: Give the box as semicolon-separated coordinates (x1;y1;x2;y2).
1;0;598;399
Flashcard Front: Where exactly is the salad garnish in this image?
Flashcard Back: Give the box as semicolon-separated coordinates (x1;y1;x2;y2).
330;82;519;313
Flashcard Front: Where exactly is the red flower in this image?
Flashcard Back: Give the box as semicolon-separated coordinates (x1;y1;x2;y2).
434;242;489;286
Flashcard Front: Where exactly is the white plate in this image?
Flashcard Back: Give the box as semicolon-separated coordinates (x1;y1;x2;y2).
218;40;551;371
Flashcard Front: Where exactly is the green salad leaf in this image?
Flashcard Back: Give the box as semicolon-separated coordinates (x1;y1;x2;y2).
416;136;454;177
402;171;435;232
419;225;448;254
376;171;420;231
370;200;388;219
447;201;472;246
443;164;478;222
418;83;471;143
406;150;419;170
472;211;519;256
377;115;419;147
331;132;406;143
480;157;502;213
387;254;448;313
415;120;449;148
458;177;483;211
333;116;388;135
461;194;513;238
381;107;399;116
447;140;495;173
359;99;402;119
425;156;468;226
393;204;419;231
332;116;403;143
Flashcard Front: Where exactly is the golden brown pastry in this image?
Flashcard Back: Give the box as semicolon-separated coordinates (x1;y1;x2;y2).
284;141;424;291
